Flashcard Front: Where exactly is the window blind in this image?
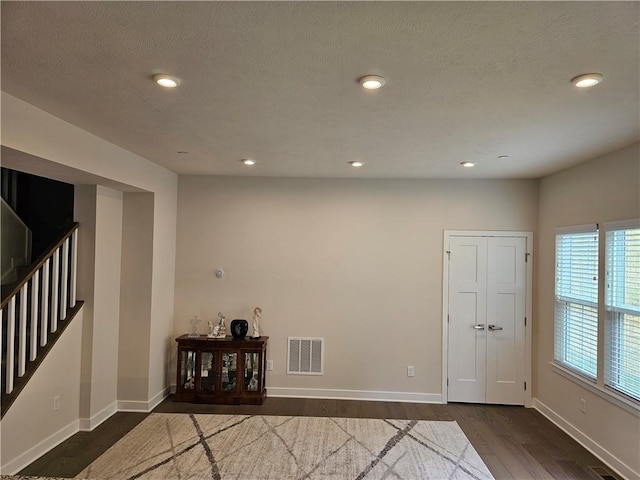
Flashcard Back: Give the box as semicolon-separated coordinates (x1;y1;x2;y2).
555;228;599;378
605;225;640;401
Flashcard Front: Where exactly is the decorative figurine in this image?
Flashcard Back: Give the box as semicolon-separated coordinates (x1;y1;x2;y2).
247;374;258;391
207;320;216;338
188;315;200;337
215;311;227;338
252;306;262;338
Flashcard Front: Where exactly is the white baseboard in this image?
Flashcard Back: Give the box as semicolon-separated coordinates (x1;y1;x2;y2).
148;386;171;410
1;419;79;475
533;398;639;480
268;387;443;404
117;386;170;412
79;401;117;432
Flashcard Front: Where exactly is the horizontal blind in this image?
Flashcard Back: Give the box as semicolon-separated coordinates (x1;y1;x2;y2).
605;226;640;400
555;228;599;378
556;231;599;304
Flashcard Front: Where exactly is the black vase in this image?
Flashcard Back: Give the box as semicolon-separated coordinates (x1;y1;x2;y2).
230;319;249;339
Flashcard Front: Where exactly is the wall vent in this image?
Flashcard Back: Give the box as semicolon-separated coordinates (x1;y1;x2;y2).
287;337;324;375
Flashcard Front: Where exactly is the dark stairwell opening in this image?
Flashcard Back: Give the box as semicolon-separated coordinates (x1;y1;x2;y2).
1;167;74;300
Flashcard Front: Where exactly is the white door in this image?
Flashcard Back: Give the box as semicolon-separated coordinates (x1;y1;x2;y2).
447;235;527;405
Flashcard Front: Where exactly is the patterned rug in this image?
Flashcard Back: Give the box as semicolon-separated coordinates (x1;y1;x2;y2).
73;413;493;480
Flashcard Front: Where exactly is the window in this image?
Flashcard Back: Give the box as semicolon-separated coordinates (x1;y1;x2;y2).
554;220;640;405
605;222;640;401
555;226;599;379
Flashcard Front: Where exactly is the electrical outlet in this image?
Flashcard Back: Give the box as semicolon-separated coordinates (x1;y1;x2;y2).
53;395;60;411
580;398;586;414
407;366;415;377
266;360;273;371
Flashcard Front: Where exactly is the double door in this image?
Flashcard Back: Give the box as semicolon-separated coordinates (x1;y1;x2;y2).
446;235;528;405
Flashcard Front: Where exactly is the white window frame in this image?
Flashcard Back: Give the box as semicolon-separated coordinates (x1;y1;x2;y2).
552;220;640;416
554;224;599;380
603;219;640;402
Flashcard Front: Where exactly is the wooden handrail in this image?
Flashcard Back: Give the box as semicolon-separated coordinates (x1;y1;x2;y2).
0;222;79;310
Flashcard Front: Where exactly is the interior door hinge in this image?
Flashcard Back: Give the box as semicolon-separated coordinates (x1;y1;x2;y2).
446;250;451;260
524;317;527;327
524;381;527;391
525;252;530;263
447;314;450;324
447;378;449;386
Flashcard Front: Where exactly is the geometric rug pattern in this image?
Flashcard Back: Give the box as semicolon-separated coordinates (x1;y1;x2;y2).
76;413;494;479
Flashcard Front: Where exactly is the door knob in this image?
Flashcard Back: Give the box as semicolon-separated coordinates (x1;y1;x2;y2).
488;324;503;331
472;324;485;330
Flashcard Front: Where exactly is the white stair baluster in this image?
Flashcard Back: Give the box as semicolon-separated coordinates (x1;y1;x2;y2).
6;297;16;394
60;237;70;320
0;307;2;384
70;229;78;307
18;284;29;377
30;271;40;361
51;248;60;333
41;259;50;346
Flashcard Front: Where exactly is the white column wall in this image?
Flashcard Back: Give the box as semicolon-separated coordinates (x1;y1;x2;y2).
148;185;178;402
118;193;154;405
75;185;123;428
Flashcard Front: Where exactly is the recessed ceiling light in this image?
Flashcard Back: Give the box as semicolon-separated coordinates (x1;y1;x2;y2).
241;159;256;166
153;74;181;88
571;73;603;88
358;75;385;90
349;161;364;168
460;161;475;168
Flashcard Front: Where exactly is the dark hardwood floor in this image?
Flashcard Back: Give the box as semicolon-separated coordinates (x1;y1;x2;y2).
19;396;617;479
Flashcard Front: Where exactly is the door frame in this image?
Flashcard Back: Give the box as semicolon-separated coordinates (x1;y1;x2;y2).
442;230;533;407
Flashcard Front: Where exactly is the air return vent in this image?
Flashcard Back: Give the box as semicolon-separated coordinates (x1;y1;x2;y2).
287;337;324;375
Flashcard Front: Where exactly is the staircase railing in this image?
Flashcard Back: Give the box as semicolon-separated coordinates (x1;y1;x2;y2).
1;222;82;418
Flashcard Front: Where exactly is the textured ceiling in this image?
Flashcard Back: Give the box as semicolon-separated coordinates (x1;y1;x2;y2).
1;1;638;179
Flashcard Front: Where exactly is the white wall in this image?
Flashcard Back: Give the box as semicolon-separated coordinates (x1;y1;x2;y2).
175;176;538;400
535;142;640;480
75;185;123;428
1;309;84;474
148;185;178;402
118;193;154;405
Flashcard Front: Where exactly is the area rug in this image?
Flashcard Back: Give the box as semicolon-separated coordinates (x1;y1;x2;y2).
74;413;494;480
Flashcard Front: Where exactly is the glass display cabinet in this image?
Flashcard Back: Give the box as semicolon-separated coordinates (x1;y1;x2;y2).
174;335;268;405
